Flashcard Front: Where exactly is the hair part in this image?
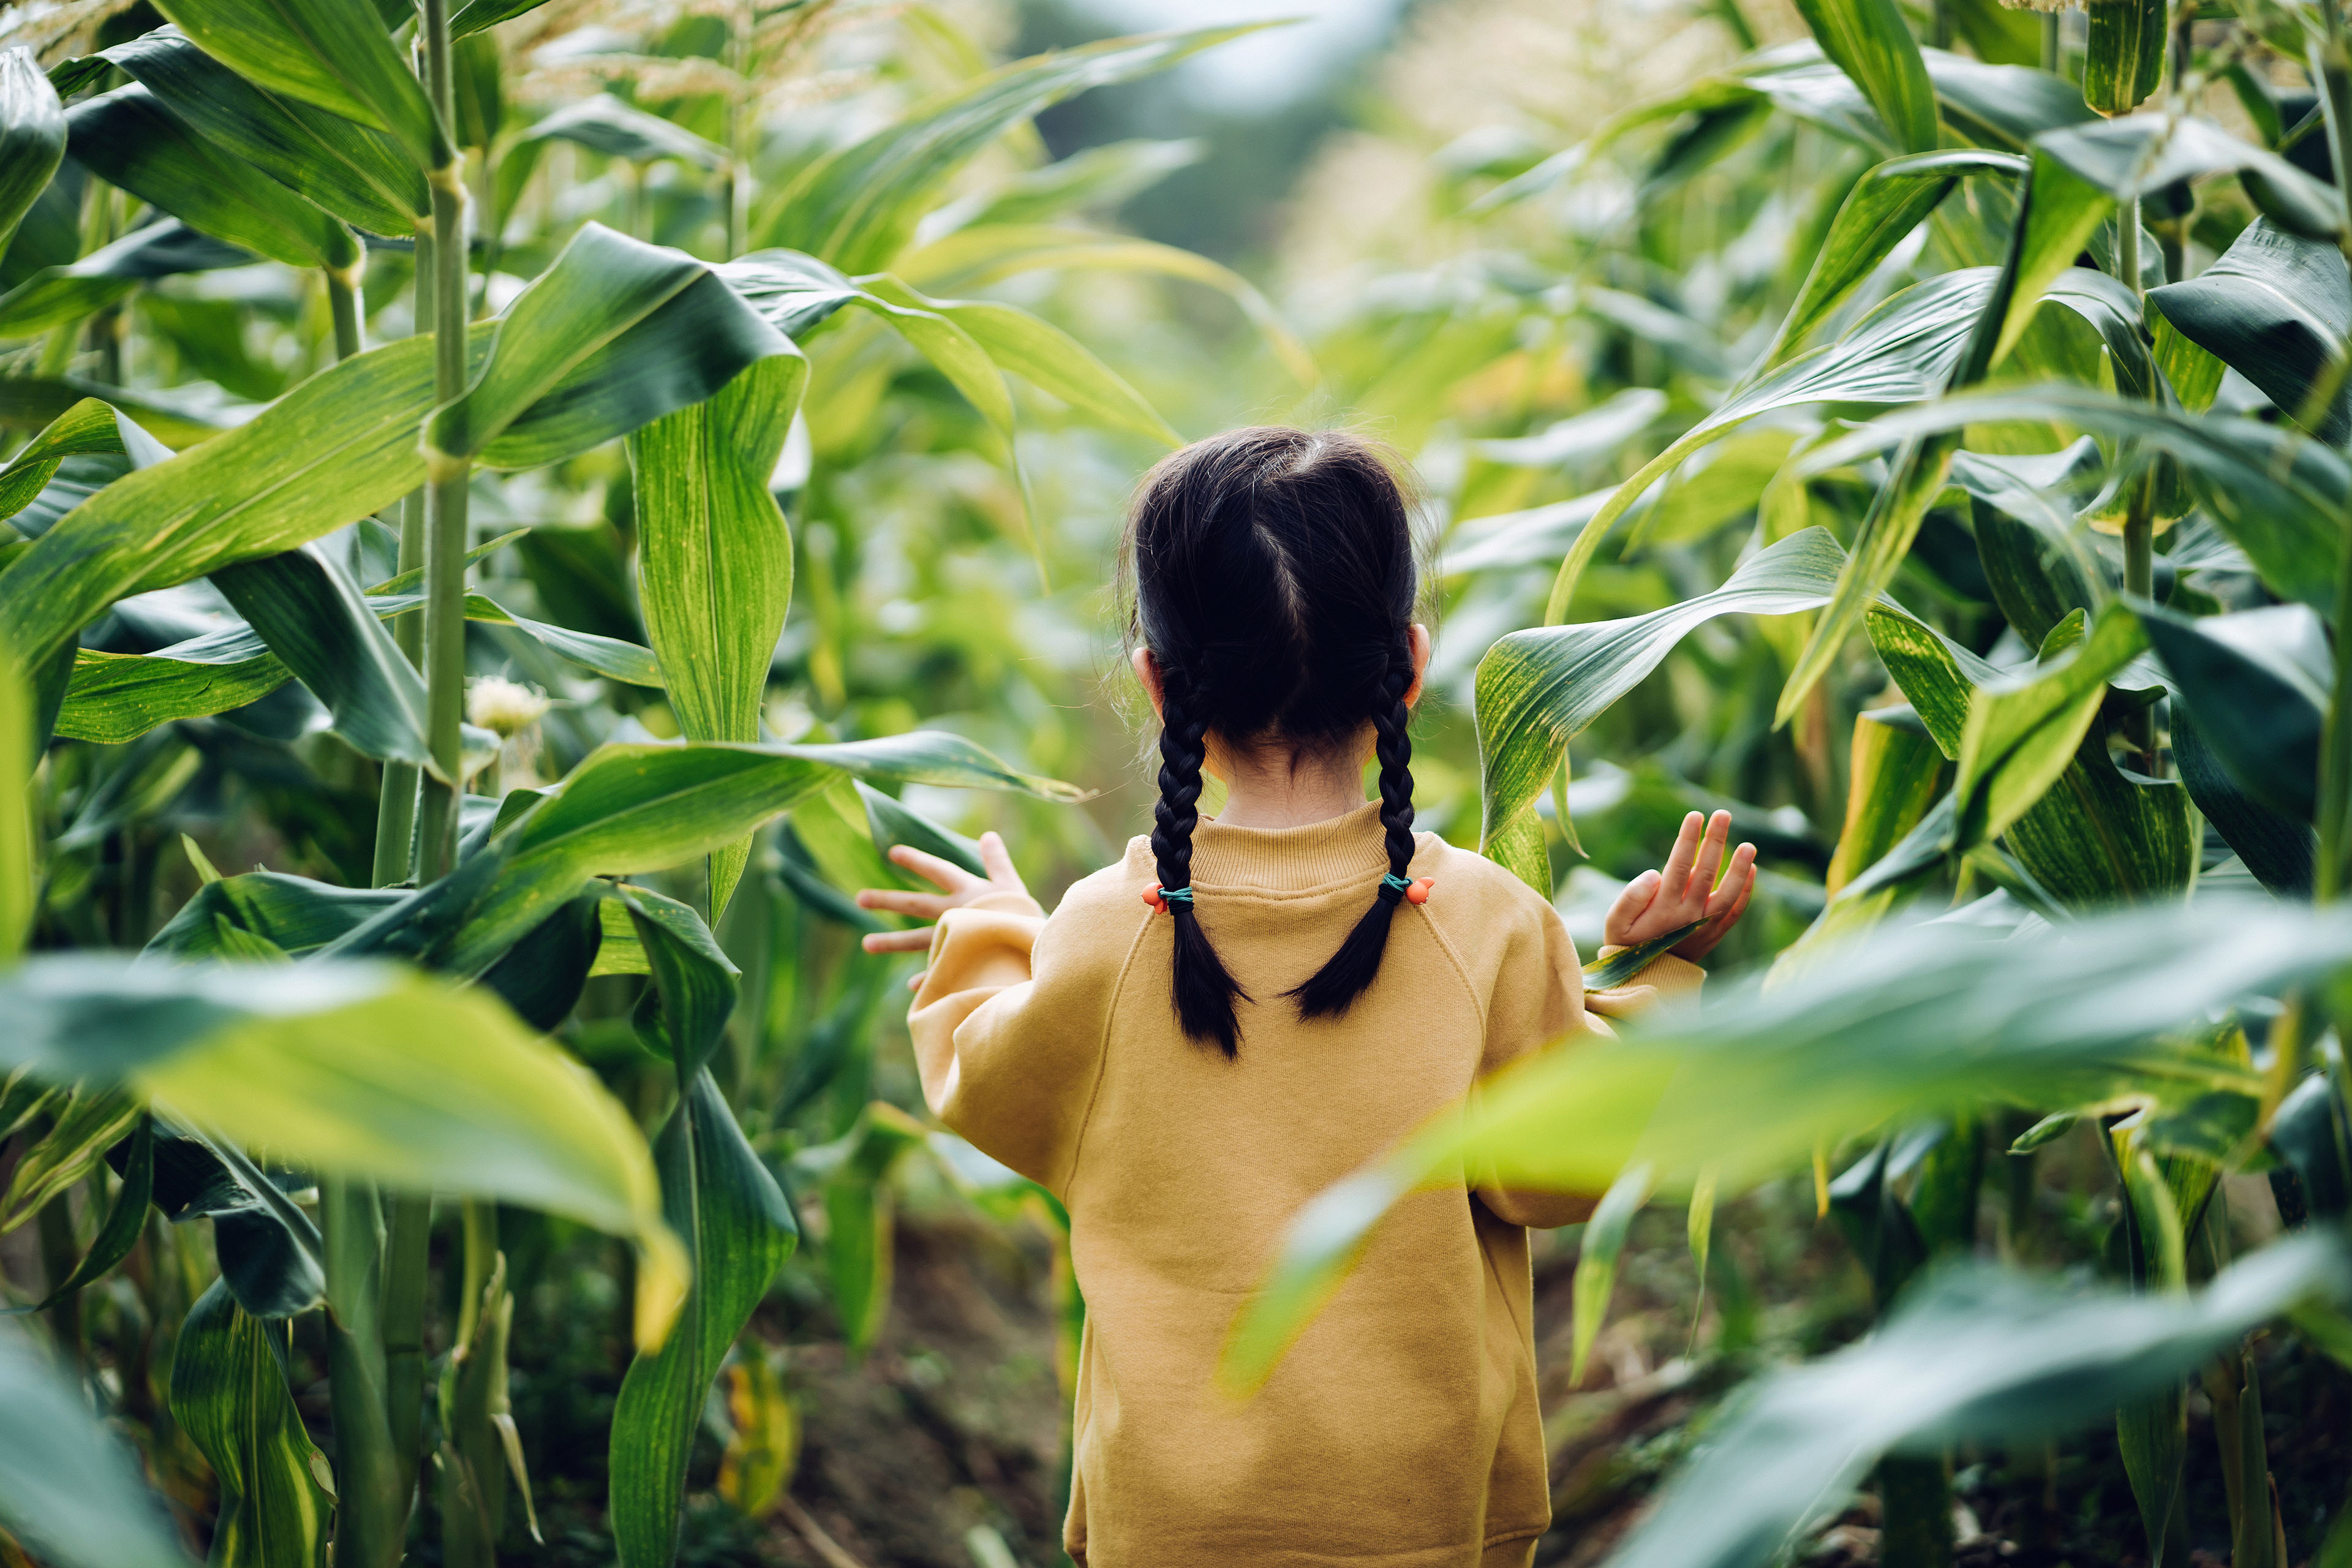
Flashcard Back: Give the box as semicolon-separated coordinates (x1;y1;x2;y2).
1121;426;1428;1056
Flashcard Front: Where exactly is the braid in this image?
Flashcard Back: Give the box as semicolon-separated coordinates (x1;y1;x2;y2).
1152;671;1250;1056
1289;650;1417;1020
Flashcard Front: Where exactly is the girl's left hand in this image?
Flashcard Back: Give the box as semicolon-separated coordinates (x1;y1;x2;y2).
1604;809;1757;962
854;831;1028;989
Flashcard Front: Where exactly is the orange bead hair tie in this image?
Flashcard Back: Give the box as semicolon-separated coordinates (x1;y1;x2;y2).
1379;872;1434;905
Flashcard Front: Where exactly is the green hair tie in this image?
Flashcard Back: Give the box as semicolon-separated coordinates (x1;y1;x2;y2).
1379;873;1414;895
1161;885;1194;906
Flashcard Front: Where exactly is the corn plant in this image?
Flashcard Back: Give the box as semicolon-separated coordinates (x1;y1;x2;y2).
1230;1;2352;1564
0;2;1270;1563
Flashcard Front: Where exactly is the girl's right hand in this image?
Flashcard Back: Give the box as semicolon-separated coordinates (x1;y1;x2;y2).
855;831;1028;988
1604;809;1757;962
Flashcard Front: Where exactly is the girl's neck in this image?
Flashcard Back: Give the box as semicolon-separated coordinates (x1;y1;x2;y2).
1205;733;1371;830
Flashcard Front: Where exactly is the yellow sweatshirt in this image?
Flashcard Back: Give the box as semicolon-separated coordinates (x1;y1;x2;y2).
908;801;1700;1568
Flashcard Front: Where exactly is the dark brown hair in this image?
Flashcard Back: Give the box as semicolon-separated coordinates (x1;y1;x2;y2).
1121;426;1425;1057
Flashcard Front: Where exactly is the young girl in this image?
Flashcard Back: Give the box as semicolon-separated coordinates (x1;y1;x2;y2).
855;428;1756;1568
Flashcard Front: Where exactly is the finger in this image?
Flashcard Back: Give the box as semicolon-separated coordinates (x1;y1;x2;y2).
1608;870;1665;944
1703;843;1757;916
861;928;935;954
978;831;1025;891
906;968;927;992
1682;811;1733;902
1659;811;1705;893
855;889;954;919
886;842;983;894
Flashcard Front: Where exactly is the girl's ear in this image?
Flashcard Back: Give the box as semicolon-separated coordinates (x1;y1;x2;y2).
1403;623;1433;707
1133;646;1167;723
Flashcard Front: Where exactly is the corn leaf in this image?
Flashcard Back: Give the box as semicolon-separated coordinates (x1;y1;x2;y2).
908;290;1181;447
1599;1236;2350;1568
1477;527;1852;889
1923;49;2090;149
168;1280;334;1568
1;954;684;1343
98;26;426;236
209;545;437;771
148;0;442;168
1221;899;2342;1389
0;220;252;341
1803;383;2350;614
1567;1165;1649;1385
608;890;798;1568
2173;708;2315;897
0;374;236;449
0;396;173;531
1791;0;1939;154
0;1326;192;1568
64;86;361;271
1546;267;1996;625
761;27;1258;273
1767;149;2024;366
19;1116;154;1309
426;222;793;466
895;223;1314;384
523;94;727;170
2135;601;2327;824
2082;0;2166;115
1951;605;2147;849
0;48;65;263
2148;219;2352;445
630;350;805;915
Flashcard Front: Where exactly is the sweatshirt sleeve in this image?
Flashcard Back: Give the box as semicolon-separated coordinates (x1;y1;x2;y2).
1469;902;1705;1230
906;886;1119;1197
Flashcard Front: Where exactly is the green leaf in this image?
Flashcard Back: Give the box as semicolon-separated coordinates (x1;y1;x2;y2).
1923;50;2092;150
910;290;1182;447
0;373;237;450
148;0;443;169
0;330;451;671
2174;707;2314;897
858;779;984;878
1827;707;1952;900
1547;267;1997;625
1604;1237;2349;1568
1;954;685;1342
0;1087;141;1232
428;222;793;467
522;94;727;169
2149;219;2351;443
608;891;797;1568
0;396;173;530
1479;528;1852;888
1220;902;2351;1390
65;86;360;271
1952;605;2149;849
100;26;426;236
19;1117;154;1310
2001;741;2196;906
1792;0;1939;153
923;137;1204;236
630;352;805;915
149;1122;326;1319
2135;601;2327;823
168;1279;334;1568
1568;1166;1649;1385
1954;443;2102;648
799;1103;927;1352
0;654;30;964
1803;383;2350;614
0;1325;192;1568
0;48;66;265
1768;149;2024;366
329;731;1080;976
895;223;1316;385
2082;0;2166;115
1828;1140;1929;1308
761;27;1259;274
0;221;252;343
211;545;438;772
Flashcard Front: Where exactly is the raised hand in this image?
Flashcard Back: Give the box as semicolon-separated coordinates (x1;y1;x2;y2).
1603;809;1757;962
855;831;1028;987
